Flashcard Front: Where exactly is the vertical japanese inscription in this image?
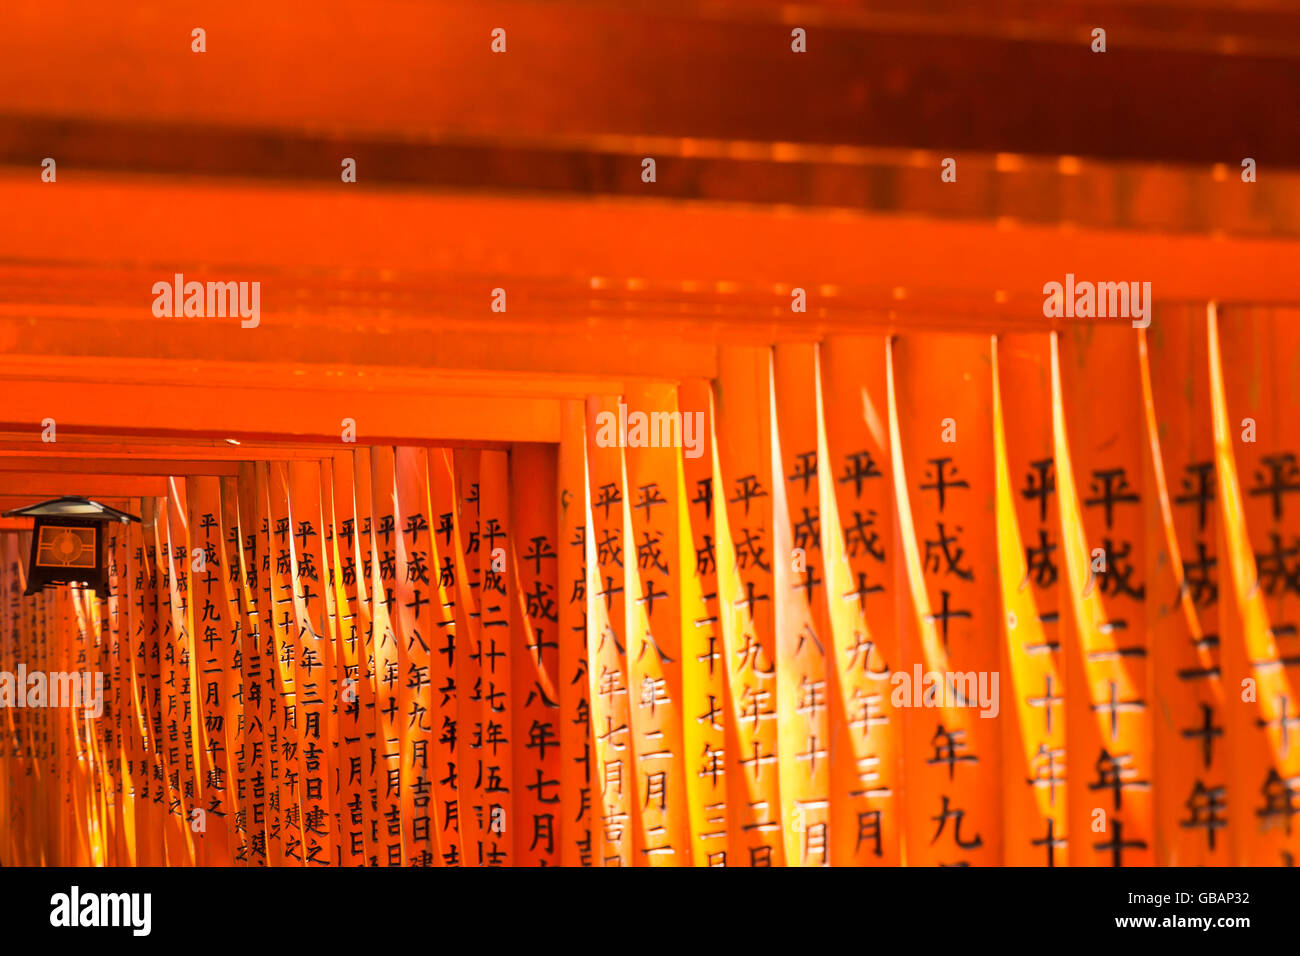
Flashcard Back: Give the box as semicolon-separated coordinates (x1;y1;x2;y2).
623;383;692;865
392;449;437;865
558;401;595;866
890;333;1003;866
427;451;465;865
478;450;514;865
367;449;405;865
993;335;1068;865
511;444;562;865
1141;314;1228;864
820;336;901;865
585;396;638;865
772;345;832;865
678;381;730;865
1211;307;1300;864
1053;328;1154;867
713;348;785;866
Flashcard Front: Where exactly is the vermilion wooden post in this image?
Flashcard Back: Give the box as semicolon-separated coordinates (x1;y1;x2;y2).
890;332;1003;866
449;450;486;864
0;536;19;862
218;474;254;865
622;382;693;866
677;379;729;866
77;588;107;865
1140;312;1230;865
366;449;404;866
131;499;165;867
259;463;297;866
426;449;466;866
993;333;1068;866
584;396;638;866
1053;328;1155;867
314;461;344;863
287;460;338;866
476;450;514;866
713;347;785;867
327;452;371;867
237;464;273;866
772;344;833;865
392;448;437;866
1210;307;1300;866
819;336;901;865
186;475;236;865
349;448;383;866
109;518;133;867
152;488;198;866
509;442;562;866
557;401;594;866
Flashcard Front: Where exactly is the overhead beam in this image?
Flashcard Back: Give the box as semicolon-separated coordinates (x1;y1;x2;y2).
1;0;1297;165
0;352;657;402
0;436;339;460
1;177;1298;344
0;379;561;444
0;457;243;476
3;119;1297;238
0;474;167;498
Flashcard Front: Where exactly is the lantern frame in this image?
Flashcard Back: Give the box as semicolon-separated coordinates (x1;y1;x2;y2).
1;496;141;599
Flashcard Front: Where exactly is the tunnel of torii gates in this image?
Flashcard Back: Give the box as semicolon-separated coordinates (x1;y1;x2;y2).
3;310;1300;868
5;0;1300;868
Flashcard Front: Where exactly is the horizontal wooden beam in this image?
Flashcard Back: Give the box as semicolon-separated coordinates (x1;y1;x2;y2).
0;474;167;498
0;378;561;444
0;352;654;402
0;457;242;476
0;436;335;460
3;118;1295;238
1;0;1296;166
1;176;1297;332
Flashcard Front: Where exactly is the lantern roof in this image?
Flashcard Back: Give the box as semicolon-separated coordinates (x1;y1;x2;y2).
2;496;141;523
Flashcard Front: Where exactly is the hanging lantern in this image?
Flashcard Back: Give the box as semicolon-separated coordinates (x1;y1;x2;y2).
1;496;140;598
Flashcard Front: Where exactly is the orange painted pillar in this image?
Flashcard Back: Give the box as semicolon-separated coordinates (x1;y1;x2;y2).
217;473;255;865
820;335;902;865
1140;311;1230;864
367;448;405;865
392;448;439;865
259;462;299;865
712;347;785;867
678;379;731;865
235;463;272;865
477;449;514;866
348;449;384;865
585;396;639;865
509;443;563;865
993;333;1068;865
425;449;466;865
771;344;833;865
286;460;338;866
1210;306;1300;865
557;401;595;866
155;487;199;865
622;382;693;865
186;476;237;864
450;449;486;865
889;332;1002;866
130;499;165;866
1053;328;1154;867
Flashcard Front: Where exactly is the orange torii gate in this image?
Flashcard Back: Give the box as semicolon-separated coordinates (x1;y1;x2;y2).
3;310;1299;866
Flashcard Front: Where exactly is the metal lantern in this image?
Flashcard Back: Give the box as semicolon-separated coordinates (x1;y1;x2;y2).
1;496;141;598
